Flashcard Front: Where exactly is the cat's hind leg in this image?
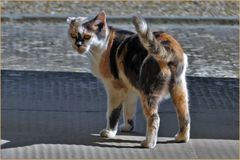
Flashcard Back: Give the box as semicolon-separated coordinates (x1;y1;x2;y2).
119;92;137;132
170;76;190;143
140;95;160;148
100;85;126;138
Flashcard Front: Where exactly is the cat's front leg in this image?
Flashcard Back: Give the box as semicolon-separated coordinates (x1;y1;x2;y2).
100;104;122;138
100;86;125;138
119;92;137;132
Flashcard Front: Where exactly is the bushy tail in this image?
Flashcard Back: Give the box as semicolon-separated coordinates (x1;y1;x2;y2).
132;15;160;55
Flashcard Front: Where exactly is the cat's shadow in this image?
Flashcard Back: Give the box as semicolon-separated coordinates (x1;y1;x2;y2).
1;131;177;149
88;133;177;148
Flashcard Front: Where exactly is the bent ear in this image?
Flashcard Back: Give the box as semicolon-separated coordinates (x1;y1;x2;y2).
76;16;87;22
67;16;87;24
67;17;76;24
94;11;107;26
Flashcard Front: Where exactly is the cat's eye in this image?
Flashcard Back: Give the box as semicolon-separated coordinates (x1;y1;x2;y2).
83;34;91;40
71;33;77;39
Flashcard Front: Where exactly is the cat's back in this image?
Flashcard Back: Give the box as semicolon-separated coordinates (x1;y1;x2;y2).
154;31;184;60
115;30;183;90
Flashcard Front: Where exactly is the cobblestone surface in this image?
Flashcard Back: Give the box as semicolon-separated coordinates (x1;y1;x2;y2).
2;1;239;17
1;22;239;78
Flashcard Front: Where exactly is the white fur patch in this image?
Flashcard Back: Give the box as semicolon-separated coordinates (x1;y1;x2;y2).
91;36;107;49
181;53;188;79
100;129;117;138
66;16;87;24
141;117;159;148
78;26;84;34
76;16;87;22
119;123;132;132
66;17;75;24
175;125;190;142
139;20;148;34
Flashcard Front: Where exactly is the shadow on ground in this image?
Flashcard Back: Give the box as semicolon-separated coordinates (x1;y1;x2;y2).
1;70;239;150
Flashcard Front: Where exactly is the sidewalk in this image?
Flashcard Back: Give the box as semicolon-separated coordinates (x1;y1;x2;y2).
1;70;239;159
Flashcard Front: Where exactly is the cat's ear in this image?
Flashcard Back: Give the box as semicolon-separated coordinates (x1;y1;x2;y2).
67;17;76;24
76;16;87;22
67;16;87;24
93;11;107;32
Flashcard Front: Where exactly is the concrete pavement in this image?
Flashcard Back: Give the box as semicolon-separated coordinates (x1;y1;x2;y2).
1;70;239;159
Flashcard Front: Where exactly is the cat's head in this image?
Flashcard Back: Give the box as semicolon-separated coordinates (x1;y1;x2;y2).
67;11;109;54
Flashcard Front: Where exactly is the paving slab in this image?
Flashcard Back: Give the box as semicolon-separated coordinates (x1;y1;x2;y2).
1;70;239;159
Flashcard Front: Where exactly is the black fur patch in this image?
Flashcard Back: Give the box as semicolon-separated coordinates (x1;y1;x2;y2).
115;28;134;37
97;23;104;32
109;27;134;79
147;95;158;107
110;29;172;93
153;31;165;36
176;63;184;78
161;40;170;47
109;104;122;130
151;113;159;120
82;20;94;31
110;41;119;79
120;35;148;88
179;115;190;132
149;113;160;128
75;33;84;47
168;59;184;83
118;34;170;94
139;56;166;95
153;31;173;52
116;36;132;58
127;119;134;131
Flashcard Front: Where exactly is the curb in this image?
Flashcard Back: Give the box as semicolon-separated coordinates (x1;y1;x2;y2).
1;14;239;25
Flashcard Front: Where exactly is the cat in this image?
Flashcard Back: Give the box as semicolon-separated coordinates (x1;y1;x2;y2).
67;11;190;148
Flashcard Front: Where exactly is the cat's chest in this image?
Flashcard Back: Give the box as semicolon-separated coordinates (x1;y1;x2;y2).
87;53;102;78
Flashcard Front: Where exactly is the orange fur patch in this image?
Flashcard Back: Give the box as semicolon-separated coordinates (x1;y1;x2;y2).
99;31;116;79
170;83;188;116
116;44;128;72
111;79;128;92
157;60;171;79
158;33;184;61
140;95;158;117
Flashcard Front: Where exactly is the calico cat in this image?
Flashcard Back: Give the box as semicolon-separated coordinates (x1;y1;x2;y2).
67;11;190;148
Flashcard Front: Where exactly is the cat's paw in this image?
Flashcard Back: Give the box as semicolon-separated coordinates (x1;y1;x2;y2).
99;129;117;138
119;121;134;132
141;140;156;149
174;131;190;143
119;123;132;132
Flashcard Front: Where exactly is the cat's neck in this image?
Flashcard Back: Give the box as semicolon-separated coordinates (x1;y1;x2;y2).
87;26;113;77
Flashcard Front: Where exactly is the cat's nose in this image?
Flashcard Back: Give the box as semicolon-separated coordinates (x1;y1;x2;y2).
76;41;82;48
67;17;75;24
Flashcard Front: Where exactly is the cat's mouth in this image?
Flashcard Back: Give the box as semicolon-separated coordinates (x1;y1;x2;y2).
73;44;88;54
